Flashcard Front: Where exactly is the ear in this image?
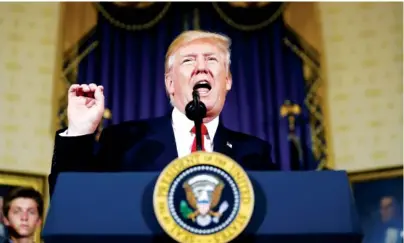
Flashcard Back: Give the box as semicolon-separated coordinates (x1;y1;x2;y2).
225;74;232;91
3;217;10;226
165;73;175;95
35;218;42;228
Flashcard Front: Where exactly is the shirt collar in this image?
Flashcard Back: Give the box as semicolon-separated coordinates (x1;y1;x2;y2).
171;107;219;139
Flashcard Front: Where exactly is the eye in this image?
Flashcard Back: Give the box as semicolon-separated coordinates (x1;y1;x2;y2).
28;209;37;215
182;58;194;64
207;56;218;62
12;209;21;214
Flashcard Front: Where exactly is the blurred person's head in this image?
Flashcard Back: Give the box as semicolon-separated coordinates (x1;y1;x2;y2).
164;30;232;123
0;197;3;223
380;196;399;223
2;187;43;241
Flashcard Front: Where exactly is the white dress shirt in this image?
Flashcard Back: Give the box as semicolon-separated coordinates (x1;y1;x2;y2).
171;107;219;158
385;227;401;243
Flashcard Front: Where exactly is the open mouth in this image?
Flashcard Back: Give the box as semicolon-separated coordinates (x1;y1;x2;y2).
193;80;212;95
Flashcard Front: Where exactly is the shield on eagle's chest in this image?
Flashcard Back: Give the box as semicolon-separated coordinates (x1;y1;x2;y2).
197;203;210;215
196;190;211;215
188;175;219;216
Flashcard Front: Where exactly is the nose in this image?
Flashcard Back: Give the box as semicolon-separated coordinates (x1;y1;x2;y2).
195;57;208;72
20;211;29;221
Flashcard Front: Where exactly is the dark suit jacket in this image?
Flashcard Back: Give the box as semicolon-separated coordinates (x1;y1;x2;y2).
49;113;278;195
0;236;8;243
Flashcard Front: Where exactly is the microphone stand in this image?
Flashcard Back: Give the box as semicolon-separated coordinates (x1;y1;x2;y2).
193;92;203;151
185;90;207;151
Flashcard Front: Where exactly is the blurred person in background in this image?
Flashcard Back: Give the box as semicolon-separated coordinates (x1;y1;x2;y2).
0;197;6;239
364;196;403;243
1;187;43;243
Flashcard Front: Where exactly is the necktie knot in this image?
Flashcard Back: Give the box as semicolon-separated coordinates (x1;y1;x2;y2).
191;124;208;136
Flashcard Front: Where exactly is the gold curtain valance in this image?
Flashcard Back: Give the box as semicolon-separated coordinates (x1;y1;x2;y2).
212;2;288;31
93;2;171;31
94;2;287;32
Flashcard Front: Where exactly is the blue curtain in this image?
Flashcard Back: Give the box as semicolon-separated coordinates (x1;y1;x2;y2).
76;4;185;122
195;5;314;170
73;3;315;170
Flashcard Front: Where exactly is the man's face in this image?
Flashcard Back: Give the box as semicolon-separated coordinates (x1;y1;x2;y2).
380;196;395;223
165;39;232;119
4;198;41;237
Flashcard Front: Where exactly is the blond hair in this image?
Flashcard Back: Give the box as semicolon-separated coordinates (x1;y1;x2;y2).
165;30;232;75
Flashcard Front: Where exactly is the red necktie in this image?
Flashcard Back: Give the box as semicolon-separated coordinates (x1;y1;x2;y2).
190;124;208;152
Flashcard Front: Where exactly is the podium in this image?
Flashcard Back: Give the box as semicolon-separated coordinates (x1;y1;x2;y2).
42;171;362;243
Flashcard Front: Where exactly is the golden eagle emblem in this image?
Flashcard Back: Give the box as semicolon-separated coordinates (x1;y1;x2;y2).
153;152;255;243
180;174;229;227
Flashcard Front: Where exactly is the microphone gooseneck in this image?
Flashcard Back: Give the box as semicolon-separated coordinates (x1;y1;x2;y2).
185;90;207;151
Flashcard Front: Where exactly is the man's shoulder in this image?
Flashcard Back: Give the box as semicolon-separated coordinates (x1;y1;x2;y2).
102;115;169;137
225;127;270;148
223;126;277;169
0;236;9;243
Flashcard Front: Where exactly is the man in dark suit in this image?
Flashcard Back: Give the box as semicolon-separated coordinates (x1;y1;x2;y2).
0;197;6;243
49;30;278;195
364;196;403;243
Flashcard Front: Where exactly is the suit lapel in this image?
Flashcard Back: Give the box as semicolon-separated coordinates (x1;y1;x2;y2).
213;122;235;159
146;114;235;168
148;113;178;168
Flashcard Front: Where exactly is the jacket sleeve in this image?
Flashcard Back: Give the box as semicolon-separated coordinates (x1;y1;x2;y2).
48;126;119;196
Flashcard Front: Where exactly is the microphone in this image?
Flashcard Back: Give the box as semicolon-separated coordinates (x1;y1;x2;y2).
185;90;207;121
185;89;207;151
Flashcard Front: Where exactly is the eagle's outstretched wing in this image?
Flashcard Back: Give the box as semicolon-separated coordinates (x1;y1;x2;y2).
183;183;197;209
211;183;224;209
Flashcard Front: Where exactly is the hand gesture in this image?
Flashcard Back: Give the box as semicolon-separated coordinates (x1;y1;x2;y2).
66;83;105;136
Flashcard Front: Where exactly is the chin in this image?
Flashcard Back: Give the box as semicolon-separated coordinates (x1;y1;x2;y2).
201;100;214;110
16;229;34;236
205;103;221;115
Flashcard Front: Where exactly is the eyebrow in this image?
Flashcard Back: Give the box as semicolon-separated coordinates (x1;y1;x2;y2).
12;206;36;210
180;52;218;58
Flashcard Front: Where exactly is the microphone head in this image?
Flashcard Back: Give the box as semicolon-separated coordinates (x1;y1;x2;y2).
185;91;207;121
185;101;207;121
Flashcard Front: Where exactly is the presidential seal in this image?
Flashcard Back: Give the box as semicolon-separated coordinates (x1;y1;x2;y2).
153;151;255;243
